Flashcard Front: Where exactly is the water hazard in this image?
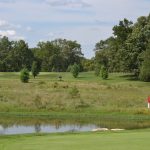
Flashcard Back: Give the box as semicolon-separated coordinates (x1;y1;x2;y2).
0;116;150;135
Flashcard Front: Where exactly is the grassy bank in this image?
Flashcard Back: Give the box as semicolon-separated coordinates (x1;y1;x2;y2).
0;129;150;150
0;72;150;115
1;113;150;130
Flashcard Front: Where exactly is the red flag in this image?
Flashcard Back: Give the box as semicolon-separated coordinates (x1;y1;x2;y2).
148;96;150;103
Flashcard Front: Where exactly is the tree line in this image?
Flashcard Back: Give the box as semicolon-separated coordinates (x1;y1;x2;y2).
0;38;86;72
95;14;150;81
0;13;150;81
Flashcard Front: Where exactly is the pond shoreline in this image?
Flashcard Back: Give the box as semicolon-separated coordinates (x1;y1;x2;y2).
0;111;150;121
0;111;150;135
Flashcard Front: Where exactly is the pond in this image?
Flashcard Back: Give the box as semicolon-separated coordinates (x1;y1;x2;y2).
0;116;150;135
0;124;98;135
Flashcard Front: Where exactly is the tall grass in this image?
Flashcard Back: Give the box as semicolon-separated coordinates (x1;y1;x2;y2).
0;72;150;114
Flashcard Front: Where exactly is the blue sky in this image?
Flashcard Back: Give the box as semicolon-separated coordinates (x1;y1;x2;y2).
0;0;150;58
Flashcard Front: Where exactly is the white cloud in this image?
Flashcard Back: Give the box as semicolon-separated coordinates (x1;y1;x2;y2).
0;31;25;40
0;0;150;58
0;23;25;41
0;19;21;29
0;30;16;36
0;19;24;40
45;0;91;8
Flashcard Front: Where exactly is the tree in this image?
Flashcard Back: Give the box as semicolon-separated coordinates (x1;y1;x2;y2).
31;61;39;78
124;16;150;74
71;63;80;78
0;37;34;72
81;58;94;72
0;37;84;72
20;68;30;83
139;48;150;81
95;37;118;72
113;18;133;44
0;36;12;71
11;40;33;71
94;14;150;75
52;39;83;71
35;39;83;72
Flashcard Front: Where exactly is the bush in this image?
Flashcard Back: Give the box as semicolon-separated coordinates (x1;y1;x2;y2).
69;86;80;98
101;66;108;79
31;61;39;78
20;68;30;83
71;63;80;78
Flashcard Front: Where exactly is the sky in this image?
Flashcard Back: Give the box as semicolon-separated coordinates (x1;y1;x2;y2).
0;0;150;58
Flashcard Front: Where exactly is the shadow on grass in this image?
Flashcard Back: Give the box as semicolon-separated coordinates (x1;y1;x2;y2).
119;74;139;81
77;76;87;79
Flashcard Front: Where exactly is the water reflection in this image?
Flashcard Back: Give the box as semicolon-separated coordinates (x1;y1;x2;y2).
0;124;97;135
0;116;150;135
34;124;41;133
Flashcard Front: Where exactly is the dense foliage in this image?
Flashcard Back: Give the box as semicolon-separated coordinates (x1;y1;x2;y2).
0;38;84;72
95;14;150;81
0;37;33;71
32;39;83;72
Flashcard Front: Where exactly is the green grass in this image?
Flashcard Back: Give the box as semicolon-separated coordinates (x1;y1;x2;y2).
0;72;150;115
0;130;150;150
1;72;150;149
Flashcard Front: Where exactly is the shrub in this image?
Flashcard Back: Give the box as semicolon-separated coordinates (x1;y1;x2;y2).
69;86;80;98
71;63;80;78
20;68;30;83
31;61;39;78
101;66;109;79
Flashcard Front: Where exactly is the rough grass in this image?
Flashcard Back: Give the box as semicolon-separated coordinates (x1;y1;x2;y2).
0;72;150;114
0;130;150;150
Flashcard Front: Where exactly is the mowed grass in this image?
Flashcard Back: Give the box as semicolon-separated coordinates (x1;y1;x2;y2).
0;130;150;150
0;72;150;115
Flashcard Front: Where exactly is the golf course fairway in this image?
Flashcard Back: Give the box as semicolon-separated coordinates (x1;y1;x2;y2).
0;129;150;150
